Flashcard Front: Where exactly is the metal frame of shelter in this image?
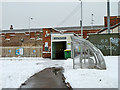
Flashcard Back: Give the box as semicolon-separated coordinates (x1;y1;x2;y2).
71;36;106;70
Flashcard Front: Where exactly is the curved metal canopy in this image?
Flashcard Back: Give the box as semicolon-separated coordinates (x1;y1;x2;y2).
71;36;106;70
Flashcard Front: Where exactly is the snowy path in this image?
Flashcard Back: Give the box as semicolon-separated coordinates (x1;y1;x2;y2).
0;57;65;88
0;56;118;88
20;67;67;88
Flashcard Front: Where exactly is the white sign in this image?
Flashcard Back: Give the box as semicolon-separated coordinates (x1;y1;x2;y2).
45;42;48;47
19;48;24;55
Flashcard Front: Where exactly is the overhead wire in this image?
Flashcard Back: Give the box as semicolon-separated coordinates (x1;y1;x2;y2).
55;0;87;28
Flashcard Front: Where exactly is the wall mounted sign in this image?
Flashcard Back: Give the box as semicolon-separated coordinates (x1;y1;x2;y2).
67;43;71;49
8;50;11;53
33;50;36;53
45;42;48;51
16;48;24;55
53;37;66;40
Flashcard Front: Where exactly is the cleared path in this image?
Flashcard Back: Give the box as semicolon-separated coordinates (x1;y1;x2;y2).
20;67;69;89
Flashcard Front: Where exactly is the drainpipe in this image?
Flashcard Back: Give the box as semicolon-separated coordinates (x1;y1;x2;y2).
80;0;83;38
110;37;112;56
107;0;111;34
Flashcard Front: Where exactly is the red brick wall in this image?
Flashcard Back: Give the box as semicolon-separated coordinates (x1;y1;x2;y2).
5;33;10;39
42;28;52;58
1;32;43;46
42;28;100;58
104;16;120;27
43;53;51;58
42;28;51;51
64;30;99;38
30;32;35;38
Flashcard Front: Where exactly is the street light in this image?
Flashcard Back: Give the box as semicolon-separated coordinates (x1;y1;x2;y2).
107;0;110;34
91;13;94;29
79;0;83;38
28;17;33;33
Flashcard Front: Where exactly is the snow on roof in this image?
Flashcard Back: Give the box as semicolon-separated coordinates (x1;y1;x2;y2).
0;25;104;34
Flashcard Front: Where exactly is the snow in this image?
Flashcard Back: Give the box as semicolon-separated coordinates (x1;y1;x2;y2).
63;56;118;88
0;56;118;88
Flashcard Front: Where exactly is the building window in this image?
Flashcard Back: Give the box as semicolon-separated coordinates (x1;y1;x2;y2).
45;42;48;51
25;32;30;36
5;33;10;40
10;33;16;36
30;32;35;39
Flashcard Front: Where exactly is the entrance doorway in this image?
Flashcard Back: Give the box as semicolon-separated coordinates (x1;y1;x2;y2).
52;41;66;59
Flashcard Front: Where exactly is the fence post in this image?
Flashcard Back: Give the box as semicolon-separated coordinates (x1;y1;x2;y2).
110;37;112;56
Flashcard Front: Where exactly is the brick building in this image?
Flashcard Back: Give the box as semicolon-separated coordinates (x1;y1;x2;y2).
0;28;43;46
97;16;120;34
0;29;43;57
42;16;120;59
104;16;120;27
0;25;103;58
42;26;103;58
1;15;120;58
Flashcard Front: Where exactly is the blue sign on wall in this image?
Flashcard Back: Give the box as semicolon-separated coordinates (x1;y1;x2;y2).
33;50;36;53
16;48;24;55
8;50;11;53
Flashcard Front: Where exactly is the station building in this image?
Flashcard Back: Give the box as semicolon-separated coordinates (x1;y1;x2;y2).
1;16;119;58
0;25;103;58
42;26;103;59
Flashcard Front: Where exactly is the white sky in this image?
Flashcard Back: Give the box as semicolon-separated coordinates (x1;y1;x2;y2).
1;0;120;30
2;0;120;2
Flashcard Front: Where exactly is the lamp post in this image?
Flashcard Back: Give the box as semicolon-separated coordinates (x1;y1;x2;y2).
91;13;94;29
29;17;33;33
79;0;84;68
79;0;83;38
107;0;110;34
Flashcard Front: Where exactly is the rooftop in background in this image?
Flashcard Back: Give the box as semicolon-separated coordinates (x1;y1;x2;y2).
54;25;104;31
0;28;43;33
0;25;104;33
96;22;120;34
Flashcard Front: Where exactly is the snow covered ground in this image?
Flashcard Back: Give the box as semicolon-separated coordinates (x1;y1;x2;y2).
64;56;118;88
0;56;118;88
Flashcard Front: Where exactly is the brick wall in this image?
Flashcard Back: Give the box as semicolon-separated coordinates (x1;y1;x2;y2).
104;16;120;27
42;28;100;58
42;28;52;58
42;28;59;58
1;32;43;46
1;28;100;58
64;30;100;38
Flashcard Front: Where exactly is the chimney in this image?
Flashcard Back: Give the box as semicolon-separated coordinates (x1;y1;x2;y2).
10;25;13;30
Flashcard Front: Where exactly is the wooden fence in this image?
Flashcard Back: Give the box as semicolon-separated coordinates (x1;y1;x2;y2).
0;46;43;57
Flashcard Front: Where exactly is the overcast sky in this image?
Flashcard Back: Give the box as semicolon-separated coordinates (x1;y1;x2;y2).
1;0;119;30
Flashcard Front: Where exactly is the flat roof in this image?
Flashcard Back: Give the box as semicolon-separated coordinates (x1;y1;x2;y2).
51;32;74;35
0;28;43;33
0;25;104;34
54;25;104;31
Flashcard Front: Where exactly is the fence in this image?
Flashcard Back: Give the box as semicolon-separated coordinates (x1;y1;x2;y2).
88;33;120;56
0;46;43;57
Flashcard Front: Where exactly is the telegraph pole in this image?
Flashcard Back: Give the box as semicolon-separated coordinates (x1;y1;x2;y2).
80;0;83;38
107;0;110;34
29;17;33;33
79;0;83;68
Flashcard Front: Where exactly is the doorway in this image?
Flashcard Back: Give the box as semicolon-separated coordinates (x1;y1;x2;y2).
52;41;66;59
